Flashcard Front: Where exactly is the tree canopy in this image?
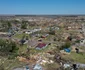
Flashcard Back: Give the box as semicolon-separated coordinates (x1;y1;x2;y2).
0;39;18;54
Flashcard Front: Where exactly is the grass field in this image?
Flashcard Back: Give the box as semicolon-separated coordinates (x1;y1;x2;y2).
62;52;85;63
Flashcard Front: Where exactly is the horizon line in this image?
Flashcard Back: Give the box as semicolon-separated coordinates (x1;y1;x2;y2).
0;14;85;16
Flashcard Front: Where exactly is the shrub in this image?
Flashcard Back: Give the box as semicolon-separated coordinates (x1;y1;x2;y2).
60;42;71;50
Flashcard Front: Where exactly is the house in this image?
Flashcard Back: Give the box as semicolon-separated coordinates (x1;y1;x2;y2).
25;28;41;35
36;43;47;50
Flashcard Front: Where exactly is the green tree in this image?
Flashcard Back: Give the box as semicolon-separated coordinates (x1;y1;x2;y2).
7;22;12;29
49;27;55;35
60;41;71;50
0;21;12;31
21;21;27;29
0;39;18;54
12;20;20;24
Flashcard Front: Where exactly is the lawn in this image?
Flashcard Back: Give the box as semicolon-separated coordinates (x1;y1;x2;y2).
14;33;29;39
61;52;85;63
18;44;28;54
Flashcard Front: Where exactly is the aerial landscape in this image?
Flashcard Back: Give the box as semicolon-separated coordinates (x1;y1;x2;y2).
0;0;85;70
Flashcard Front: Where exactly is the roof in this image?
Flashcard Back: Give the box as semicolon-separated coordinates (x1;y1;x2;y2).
36;43;46;48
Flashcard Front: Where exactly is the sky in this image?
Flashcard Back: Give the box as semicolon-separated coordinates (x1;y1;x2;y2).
0;0;85;15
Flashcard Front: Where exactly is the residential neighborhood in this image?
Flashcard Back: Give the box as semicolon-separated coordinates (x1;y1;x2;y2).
0;15;85;70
